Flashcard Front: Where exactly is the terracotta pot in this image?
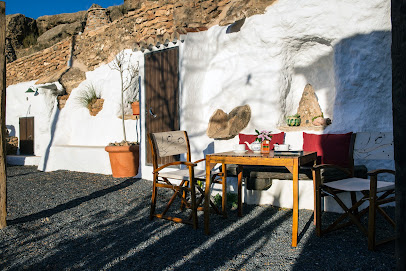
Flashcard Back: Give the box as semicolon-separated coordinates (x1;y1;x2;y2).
105;145;140;178
131;101;140;115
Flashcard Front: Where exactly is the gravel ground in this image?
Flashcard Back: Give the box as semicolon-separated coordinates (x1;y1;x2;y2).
0;165;396;270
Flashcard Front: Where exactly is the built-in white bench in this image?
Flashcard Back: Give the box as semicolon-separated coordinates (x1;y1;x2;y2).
7;155;42;166
213;131;394;212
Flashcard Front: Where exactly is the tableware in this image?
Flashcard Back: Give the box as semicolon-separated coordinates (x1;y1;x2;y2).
274;143;290;151
234;144;246;152
244;141;261;152
233;150;248;154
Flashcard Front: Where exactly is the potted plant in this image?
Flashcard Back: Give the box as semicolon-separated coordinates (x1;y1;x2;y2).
76;83;104;116
286;114;301;126
256;129;272;153
129;73;140;116
105;51;140;178
131;99;140;116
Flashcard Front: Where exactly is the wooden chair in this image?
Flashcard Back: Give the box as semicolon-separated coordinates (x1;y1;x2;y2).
148;130;221;229
313;163;395;250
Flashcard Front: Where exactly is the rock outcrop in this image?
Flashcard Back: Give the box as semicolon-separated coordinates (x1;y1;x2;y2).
207;105;251;139
37;22;84;46
36;12;87;35
5;14;38;50
297;84;324;127
5;38;17;63
59;67;87;95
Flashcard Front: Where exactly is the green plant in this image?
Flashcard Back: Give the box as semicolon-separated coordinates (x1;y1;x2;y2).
312;113;324;122
213;193;238;209
255;129;272;142
76;83;101;107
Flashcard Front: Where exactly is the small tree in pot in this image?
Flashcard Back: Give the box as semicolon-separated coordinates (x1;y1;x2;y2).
105;51;140;177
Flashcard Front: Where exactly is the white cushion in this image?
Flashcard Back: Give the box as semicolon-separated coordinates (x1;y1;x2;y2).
159;169;215;181
324;177;395;192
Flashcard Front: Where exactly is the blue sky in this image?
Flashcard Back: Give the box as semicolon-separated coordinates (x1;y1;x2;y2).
5;0;124;19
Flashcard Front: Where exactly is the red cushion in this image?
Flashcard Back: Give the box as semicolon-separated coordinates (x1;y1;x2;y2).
239;132;285;150
302;132;353;167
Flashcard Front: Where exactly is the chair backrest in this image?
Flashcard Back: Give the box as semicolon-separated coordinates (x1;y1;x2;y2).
303;132;356;174
148;130;191;169
348;133;356;176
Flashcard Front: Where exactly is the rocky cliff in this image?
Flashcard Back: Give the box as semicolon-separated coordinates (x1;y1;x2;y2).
6;0;274;99
6;0;272;62
5;4;127;61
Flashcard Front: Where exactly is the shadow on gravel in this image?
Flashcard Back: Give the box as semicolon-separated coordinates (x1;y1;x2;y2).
8;178;139;225
0;166;396;271
292;208;396;271
6;165;45;178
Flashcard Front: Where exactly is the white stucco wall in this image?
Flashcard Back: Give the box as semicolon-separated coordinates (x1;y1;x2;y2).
6;0;393;210
175;0;392;168
144;0;393;210
7;50;144;175
6;81;63;157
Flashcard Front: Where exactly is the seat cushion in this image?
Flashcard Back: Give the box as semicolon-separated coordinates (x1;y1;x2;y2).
159;169;209;180
239;132;285;151
324;177;395;192
224;164;368;190
226;164;367;180
303;132;353;168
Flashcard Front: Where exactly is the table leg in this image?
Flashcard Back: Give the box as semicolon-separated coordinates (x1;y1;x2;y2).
222;163;227;218
312;159;317;225
237;165;243;217
292;159;299;247
204;159;212;235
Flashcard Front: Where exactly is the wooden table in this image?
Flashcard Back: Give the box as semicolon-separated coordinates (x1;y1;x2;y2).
204;150;317;247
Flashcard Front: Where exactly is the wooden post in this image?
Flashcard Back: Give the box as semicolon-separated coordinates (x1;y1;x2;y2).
391;1;406;270
0;1;7;229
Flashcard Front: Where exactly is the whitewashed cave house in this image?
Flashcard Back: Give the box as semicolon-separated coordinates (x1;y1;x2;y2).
5;0;393;211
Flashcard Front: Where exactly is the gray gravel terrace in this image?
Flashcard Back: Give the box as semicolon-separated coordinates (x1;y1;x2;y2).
0;165;396;270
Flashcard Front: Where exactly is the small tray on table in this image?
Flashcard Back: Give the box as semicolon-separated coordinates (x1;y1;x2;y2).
274;150;304;156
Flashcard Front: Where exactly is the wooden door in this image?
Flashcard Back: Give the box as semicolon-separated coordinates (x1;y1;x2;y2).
19;117;34;155
145;47;180;165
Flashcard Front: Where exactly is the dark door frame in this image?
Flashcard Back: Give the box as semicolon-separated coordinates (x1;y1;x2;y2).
144;46;180;166
19;116;34;155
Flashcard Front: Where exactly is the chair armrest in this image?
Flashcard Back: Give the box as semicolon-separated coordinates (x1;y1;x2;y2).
193;158;205;164
154;161;197;173
367;169;395;176
192;158;221;174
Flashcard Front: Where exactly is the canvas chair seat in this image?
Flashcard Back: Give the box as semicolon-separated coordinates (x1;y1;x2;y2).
159;169;219;181
324;177;395;192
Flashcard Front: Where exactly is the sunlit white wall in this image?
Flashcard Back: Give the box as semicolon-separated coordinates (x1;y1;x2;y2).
175;0;391;168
